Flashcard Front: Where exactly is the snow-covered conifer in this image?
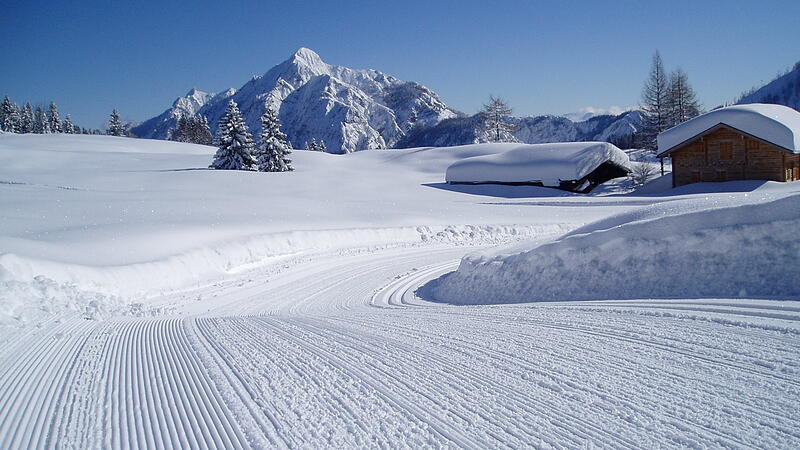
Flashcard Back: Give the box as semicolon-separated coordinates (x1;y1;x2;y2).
48;101;62;133
254;106;293;172
34;106;49;133
172;115;189;142
63;114;75;134
317;139;326;153
107;109;124;136
210;100;257;170
194;115;213;145
304;138;319;151
1;96;16;132
20;103;34;133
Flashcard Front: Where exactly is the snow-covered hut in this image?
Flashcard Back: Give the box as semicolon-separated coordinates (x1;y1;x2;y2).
445;142;631;193
657;104;800;187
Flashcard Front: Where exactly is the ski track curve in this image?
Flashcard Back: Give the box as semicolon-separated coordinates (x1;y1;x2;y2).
0;244;799;448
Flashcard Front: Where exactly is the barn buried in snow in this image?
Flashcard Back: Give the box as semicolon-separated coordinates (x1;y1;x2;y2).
657;103;800;187
445;142;632;193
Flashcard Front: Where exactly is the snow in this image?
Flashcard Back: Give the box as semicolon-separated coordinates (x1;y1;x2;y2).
429;182;800;304
134;48;456;152
0;135;607;307
1;133;799;448
658;103;800;154
445;141;631;185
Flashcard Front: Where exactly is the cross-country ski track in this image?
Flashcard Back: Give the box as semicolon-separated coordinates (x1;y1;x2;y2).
1;244;799;449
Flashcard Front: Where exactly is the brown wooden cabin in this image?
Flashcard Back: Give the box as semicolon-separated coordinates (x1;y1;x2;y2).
658;123;800;188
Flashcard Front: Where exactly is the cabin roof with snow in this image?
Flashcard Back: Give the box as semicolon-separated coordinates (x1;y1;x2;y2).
657;104;800;157
445;142;631;192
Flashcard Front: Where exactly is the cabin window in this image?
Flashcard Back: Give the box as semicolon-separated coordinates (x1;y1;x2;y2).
716;170;727;182
719;142;733;160
691;171;701;183
745;139;759;150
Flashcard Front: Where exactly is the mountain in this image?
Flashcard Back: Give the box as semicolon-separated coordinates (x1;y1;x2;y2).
132;48;458;153
397;110;641;149
737;62;800;111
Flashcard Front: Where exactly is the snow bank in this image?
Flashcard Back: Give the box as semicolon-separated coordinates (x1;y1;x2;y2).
445;142;630;185
430;191;800;304
658;103;800;154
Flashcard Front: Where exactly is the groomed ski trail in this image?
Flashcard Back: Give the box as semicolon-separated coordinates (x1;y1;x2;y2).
1;245;799;448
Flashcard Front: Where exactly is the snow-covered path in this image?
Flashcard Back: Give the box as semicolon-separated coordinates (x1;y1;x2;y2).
1;245;799;448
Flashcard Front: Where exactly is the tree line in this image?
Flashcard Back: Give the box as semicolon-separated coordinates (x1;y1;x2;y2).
1;95;129;137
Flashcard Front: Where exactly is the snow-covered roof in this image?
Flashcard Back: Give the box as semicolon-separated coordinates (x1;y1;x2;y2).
445;142;630;185
657;103;800;156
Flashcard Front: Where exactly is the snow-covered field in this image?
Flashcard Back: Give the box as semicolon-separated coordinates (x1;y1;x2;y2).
1;134;799;447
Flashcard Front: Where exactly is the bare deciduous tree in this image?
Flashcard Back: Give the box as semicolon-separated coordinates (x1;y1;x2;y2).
630;162;658;186
480;95;517;142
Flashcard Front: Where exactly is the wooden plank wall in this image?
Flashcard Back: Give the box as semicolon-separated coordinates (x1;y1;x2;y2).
670;127;795;187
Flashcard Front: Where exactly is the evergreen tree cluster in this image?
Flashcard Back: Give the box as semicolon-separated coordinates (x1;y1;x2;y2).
638;51;703;149
304;138;326;152
170;115;213;145
0;96;85;134
210;100;293;173
0;95;115;135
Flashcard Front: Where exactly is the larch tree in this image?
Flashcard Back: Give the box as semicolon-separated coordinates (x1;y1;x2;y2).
480;95;517;143
107;109;124;136
254;106;293;172
667;68;702;126
210;100;257;170
639;51;671;150
48;101;62;133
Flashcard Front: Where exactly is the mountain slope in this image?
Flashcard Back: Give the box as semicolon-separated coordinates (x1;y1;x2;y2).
397;110;641;149
133;48;457;153
737;62;800;111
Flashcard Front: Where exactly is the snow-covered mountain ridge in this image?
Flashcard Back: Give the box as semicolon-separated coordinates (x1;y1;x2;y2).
397;110;641;148
132;48;458;153
737;61;800;111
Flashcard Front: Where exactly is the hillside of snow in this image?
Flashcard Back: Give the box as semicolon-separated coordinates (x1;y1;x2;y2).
1;135;643;322
429;182;800;304
132;48;457;153
2;133;799;448
737;61;800;111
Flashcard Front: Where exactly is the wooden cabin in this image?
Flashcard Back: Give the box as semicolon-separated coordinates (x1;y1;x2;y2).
657;104;800;187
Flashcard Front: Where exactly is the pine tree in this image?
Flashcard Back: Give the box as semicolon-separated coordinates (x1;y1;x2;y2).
317;139;326;153
195;115;213;145
639;51;671;150
34;106;49;133
107;109;124;136
7;103;21;133
210;100;257;170
480;95;517;142
254;107;293;172
63;114;74;134
667;68;702;126
305;138;319;151
20;103;34;133
172;115;189;142
48;101;62;133
1;96;15;132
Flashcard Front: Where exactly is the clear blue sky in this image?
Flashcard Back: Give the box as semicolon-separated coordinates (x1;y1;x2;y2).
3;0;799;128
